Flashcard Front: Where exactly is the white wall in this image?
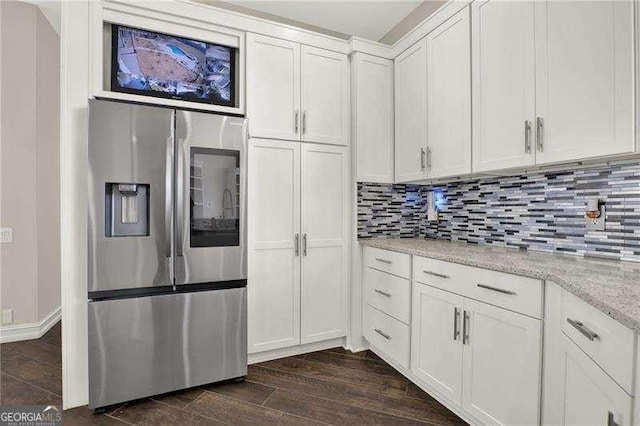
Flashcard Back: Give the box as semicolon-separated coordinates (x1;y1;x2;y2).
0;1;61;332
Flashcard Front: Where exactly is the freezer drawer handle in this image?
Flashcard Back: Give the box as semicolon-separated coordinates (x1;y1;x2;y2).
374;289;391;298
477;283;516;296
374;328;391;340
567;318;599;341
423;270;449;279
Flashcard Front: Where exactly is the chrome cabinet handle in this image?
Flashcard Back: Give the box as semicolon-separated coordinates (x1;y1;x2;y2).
375;258;392;264
524;120;532;153
453;307;461;341
477;283;517;296
294;233;300;257
567;318;599;341
423;270;449;279
426;146;432;170
462;310;470;344
302;111;307;134
375;289;391;298
536;117;544;152
302;233;307;256
608;412;619;426
374;328;391;340
294;110;299;134
420;148;426;171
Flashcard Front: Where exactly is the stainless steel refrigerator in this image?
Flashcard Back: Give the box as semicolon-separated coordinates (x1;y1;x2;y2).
87;99;247;409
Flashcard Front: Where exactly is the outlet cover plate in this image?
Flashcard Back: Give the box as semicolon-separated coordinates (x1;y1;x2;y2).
586;206;606;231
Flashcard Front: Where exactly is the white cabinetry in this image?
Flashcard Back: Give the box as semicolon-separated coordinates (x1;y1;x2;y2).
352;53;394;183
394;39;427;183
472;0;635;173
394;6;472;183
561;335;633;426
461;298;542;425
426;6;471;179
542;282;636;426
247;34;349;146
246;35;300;141
412;281;542;426
534;1;634;164
412;284;464;405
471;0;536;172
300;143;349;343
248;138;348;354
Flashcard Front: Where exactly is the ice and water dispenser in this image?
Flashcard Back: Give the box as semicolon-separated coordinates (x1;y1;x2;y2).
105;183;150;237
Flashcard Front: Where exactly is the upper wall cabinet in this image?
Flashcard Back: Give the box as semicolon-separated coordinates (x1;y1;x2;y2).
394;39;427;183
301;46;350;146
471;0;536;173
534;1;634;165
246;34;300;141
352;52;394;183
247;34;349;146
395;6;472;183
472;0;635;173
426;6;472;179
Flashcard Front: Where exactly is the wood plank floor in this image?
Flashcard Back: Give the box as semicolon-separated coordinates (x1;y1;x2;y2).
1;323;466;425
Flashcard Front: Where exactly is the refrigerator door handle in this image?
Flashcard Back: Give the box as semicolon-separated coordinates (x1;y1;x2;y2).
176;137;185;258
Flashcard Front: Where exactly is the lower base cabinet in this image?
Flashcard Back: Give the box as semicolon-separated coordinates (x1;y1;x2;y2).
411;282;542;425
561;334;632;426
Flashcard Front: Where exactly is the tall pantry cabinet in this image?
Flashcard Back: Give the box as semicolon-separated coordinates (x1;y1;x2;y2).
246;33;350;356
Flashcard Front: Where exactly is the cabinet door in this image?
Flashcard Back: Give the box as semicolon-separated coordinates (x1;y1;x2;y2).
411;284;464;406
534;1;634;164
471;0;536;172
247;139;300;353
300;144;348;343
426;6;472;179
561;335;632;426
462;299;542;426
246;34;300;141
395;39;427;183
353;53;394;183
301;46;349;146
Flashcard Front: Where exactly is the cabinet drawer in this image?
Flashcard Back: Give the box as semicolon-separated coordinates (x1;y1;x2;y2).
413;256;543;318
365;247;411;279
363;304;410;369
364;267;410;324
561;291;636;394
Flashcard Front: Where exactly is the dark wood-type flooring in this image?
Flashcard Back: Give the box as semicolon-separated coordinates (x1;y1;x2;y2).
1;323;466;425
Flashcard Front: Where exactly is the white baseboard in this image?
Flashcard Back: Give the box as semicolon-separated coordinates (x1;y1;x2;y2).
0;306;61;343
248;337;346;365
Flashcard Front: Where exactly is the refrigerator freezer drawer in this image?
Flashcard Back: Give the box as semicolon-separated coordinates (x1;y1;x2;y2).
88;287;247;409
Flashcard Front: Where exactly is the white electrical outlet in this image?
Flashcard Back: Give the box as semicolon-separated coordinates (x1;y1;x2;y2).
2;309;13;325
0;228;13;243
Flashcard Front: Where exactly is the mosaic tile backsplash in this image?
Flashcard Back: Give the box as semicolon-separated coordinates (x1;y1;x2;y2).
358;162;640;262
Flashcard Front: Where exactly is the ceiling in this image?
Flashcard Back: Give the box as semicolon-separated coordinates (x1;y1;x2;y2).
222;0;425;41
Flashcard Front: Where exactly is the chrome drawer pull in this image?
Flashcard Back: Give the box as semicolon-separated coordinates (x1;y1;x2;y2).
423;270;449;279
375;258;392;264
374;289;391;298
477;283;517;295
453;307;460;341
567;318;599;341
374;328;390;340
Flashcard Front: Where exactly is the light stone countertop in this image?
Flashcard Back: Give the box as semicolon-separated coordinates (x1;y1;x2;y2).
359;238;640;334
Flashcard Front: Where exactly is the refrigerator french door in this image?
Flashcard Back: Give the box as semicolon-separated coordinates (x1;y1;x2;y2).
87;99;248;409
